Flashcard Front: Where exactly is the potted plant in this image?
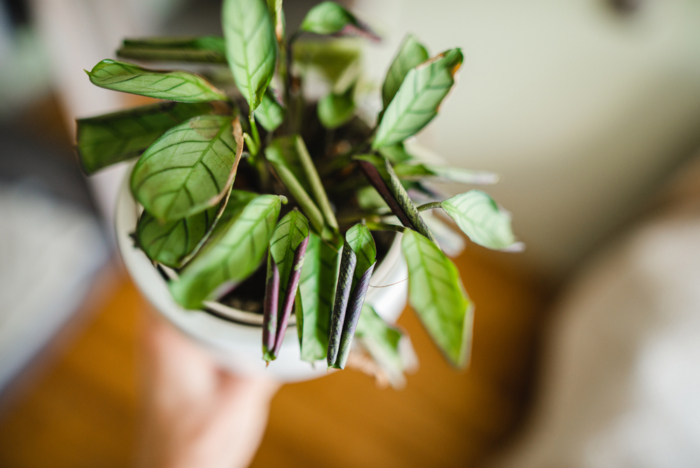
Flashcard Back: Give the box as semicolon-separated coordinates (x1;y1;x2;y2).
76;0;521;386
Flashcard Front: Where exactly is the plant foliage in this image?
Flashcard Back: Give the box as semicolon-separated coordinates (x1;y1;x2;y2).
77;0;521;383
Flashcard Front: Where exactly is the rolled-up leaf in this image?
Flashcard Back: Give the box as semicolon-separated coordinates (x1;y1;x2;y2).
373;49;463;149
296;233;342;362
131;115;243;222
356;154;437;244
440;190;523;252
382;35;429;110
86;59;227;102
401;229;473;367
117;36;227;63
262;256;280;360
300;2;379;41
264;210;310;361
328;223;376;369
223;0;277;114
169;192;282;309
76;101;219;175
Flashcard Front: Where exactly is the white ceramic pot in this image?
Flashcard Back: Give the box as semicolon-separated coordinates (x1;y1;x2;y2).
115;172;408;382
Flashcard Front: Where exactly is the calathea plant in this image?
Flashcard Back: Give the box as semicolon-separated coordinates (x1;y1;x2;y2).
76;0;521;382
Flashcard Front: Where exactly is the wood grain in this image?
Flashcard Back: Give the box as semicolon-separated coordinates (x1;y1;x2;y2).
0;245;545;467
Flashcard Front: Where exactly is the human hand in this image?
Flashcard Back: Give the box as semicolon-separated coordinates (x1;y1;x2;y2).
137;312;280;468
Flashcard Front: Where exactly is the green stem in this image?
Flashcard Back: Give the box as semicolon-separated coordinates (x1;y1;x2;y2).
248;115;261;151
365;222;406;233
416;201;443;212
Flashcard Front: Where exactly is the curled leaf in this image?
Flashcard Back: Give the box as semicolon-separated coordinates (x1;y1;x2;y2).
117;36;227;63
86;59;227;102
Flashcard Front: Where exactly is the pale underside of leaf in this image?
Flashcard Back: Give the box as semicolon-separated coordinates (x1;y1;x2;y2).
382;35;429;109
373;49;463;149
355;304;408;388
394;163;500;185
87;59;227;102
131;115;242;222
76;101;218;175
441;190;521;251
169;193;282;309
402;229;473;367
223;0;277;113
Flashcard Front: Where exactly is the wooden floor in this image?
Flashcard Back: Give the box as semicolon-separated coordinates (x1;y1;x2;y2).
0;246;545;468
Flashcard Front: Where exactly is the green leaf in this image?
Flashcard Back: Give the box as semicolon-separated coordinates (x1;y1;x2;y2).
355;154;437;244
373;49;463;149
265;135;338;237
86;59;227;102
264;210;310;360
345;223;376;285
377;143;414;163
300;2;378;40
267;0;285;41
293;39;361;93
402;229;473;367
117;36;227;63
131;115;243;222
382;35;429;109
136;206;218;269
223;0;277;114
440;190;522;251
355;304;408;387
394;162;499;185
254;88;285;131
297;233;341;362
76;101;218;175
317;85;355;129
170;192;282;309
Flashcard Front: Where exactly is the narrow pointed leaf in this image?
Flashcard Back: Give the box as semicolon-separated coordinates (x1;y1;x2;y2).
441;190;522;251
297;233;341;362
356;154;437;244
318;85;355;129
373;49;463;149
355;304;410;388
300;1;379;41
223;0;277;114
394;163;499;185
169;192;282;309
327;239;356;367
76;101;219;175
264;210;310;360
266;135;338;235
117;36;227;63
382;35;429;109
402;229;473;367
136;206;218;269
86;59;227;102
254;88;285;131
131;115;243;222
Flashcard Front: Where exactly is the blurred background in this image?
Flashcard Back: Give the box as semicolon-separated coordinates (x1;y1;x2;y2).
1;0;699;466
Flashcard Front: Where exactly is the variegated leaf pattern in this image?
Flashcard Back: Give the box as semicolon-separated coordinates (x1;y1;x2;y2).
117;36;227;63
254;88;285;131
297;233;341;362
131;115;241;222
269;211;310;310
373;49;463;149
223;0;277;114
441;190;522;251
76;101;217;175
169;192;282;309
136;206;218;269
86;59;227;102
382;35;429;109
402;229;473;367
